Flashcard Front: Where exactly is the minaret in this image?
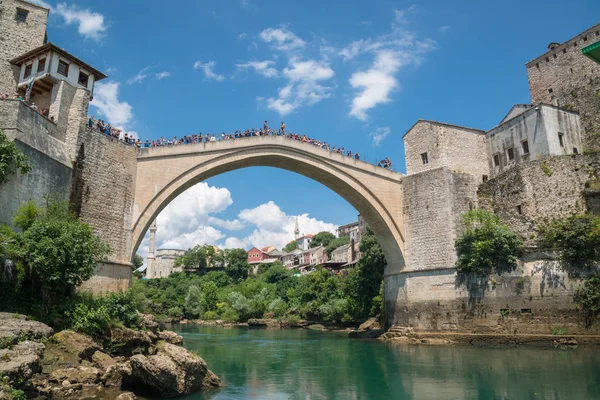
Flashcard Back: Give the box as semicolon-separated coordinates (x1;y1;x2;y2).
147;220;157;279
294;217;300;239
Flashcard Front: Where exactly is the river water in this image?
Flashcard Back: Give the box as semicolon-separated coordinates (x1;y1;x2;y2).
173;324;600;400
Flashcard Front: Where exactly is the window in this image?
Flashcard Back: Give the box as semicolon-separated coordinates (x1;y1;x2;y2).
493;154;500;167
563;49;567;54
24;64;32;78
521;140;529;155
573;147;579;154
37;58;46;73
545;57;549;62
548;88;553;94
535;63;539;68
57;60;69;77
78;71;89;87
516;205;522;215
420;152;429;165
15;8;28;22
507;147;514;161
482;175;488;183
553;53;557;59
558;133;564;147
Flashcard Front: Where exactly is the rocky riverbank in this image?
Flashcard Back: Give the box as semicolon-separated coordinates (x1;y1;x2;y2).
0;313;221;399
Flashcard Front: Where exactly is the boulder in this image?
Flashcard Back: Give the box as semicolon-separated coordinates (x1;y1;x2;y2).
116;392;137;400
91;351;116;369
123;342;221;397
0;314;53;347
359;317;381;331
0;341;45;381
50;330;101;360
348;329;384;339
48;366;102;385
109;327;156;357
138;313;164;333
158;331;183;346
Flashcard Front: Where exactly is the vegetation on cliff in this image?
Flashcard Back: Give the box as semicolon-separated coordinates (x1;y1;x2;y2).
540;214;600;325
131;229;385;325
455;209;524;276
0;129;32;185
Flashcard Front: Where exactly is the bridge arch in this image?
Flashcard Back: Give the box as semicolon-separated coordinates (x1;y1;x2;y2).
131;136;406;278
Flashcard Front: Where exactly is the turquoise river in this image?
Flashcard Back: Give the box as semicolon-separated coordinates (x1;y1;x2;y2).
172;324;600;400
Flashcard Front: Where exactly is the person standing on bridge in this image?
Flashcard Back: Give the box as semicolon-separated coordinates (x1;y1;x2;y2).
280;121;285;135
264;120;268;132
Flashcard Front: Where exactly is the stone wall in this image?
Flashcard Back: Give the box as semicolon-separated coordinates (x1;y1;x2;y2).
388;252;596;334
0;99;72;226
526;25;600;151
79;261;132;294
70;127;138;264
403;121;489;180
0;0;48;96
401;167;479;272
478;154;600;246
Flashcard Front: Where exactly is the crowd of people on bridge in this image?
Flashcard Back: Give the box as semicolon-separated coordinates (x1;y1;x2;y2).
87;116;393;169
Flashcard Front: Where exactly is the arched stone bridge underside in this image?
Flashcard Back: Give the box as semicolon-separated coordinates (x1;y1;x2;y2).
131;136;406;280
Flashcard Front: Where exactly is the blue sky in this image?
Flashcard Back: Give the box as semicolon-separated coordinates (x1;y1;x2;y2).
33;0;599;255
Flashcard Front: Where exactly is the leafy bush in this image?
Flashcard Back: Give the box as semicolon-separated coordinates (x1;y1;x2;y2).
100;291;140;328
575;276;600;327
455;209;524;276
268;298;288;318
201;281;218;313
540;214;600;275
203;311;218;320
0;129;32;185
221;308;239;322
67;303;111;338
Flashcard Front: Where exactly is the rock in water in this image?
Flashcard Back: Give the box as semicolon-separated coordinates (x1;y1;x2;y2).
124;342;221;397
158;331;183;346
0;341;45;381
358;317;381;331
109;327;156;357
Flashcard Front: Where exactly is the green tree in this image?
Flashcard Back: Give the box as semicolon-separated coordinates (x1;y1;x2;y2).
575;276;600;327
310;231;336;248
283;240;299;252
455;209;524;276
325;236;350;258
8;198;110;309
540;214;600;275
224;248;250;282
184;285;202;318
132;254;144;270
0;129;32;185
344;228;385;321
201;281;219;313
175;244;219;271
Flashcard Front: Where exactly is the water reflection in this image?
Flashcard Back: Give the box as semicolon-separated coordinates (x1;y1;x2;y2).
174;324;600;400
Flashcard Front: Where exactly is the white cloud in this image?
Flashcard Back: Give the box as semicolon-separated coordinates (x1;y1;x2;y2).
208;217;246;231
193;61;225;82
55;3;106;41
439;25;450;32
342;7;436;120
238;32;248;40
90;81;133;127
369;126;391;147
236;61;278;78
155;71;171;80
259;27;306;52
264;58;335;115
236;201;337;250
127;66;150;85
349;50;402;120
240;0;257;11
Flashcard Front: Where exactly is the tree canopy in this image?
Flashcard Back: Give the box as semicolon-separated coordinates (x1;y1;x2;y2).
283;240;299;252
310;231;336;248
175;244;223;271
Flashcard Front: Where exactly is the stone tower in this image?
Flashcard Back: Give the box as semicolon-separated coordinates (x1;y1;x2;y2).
146;220;157;278
0;0;49;96
294;217;300;239
525;24;600;151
